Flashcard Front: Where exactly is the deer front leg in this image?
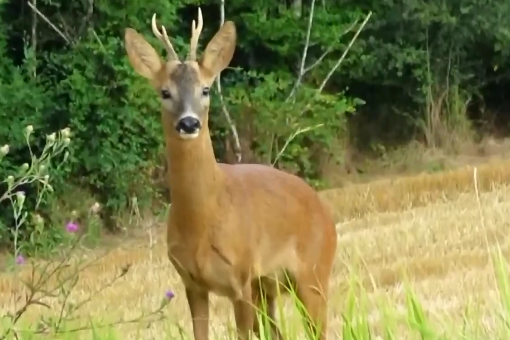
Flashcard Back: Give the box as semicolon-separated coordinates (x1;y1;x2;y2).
232;282;255;340
186;287;209;340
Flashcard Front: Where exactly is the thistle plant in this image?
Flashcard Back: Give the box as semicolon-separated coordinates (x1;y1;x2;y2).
0;125;175;339
0;125;71;260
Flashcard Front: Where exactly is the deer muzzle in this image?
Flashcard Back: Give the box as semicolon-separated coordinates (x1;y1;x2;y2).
175;114;202;139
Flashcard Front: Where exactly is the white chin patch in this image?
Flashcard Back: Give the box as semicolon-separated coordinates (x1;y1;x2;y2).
178;129;200;140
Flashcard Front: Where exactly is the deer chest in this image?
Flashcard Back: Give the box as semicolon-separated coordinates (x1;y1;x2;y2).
166;239;245;299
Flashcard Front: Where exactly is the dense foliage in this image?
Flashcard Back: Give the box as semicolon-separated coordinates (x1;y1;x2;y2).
1;0;509;248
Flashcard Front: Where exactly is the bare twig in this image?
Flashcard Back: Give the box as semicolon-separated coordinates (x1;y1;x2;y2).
473;167;496;284
216;0;242;163
287;0;316;102
56;13;73;40
275;0;317;160
291;0;302;18
272;123;324;166
27;1;71;45
129;196;156;262
0;235;84;339
303;18;359;74
287;2;360;102
473;167;488;232
46;310;165;335
30;0;37;78
0;239;130;339
317;11;372;93
79;0;94;37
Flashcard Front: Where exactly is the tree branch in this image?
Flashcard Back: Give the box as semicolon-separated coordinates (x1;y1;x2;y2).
303;18;359;74
318;11;372;93
216;0;242;163
79;0;94;38
272;9;372;166
293;11;371;120
27;1;71;45
287;2;364;102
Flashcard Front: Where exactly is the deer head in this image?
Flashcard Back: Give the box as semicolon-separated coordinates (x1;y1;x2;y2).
124;9;236;141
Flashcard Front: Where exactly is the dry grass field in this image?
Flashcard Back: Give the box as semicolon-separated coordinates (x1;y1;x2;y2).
2;161;510;339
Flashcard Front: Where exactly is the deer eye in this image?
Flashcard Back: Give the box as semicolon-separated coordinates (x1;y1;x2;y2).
161;89;171;99
202;87;210;97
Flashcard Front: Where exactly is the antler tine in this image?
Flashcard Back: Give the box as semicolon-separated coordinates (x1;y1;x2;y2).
187;7;204;61
151;13;179;61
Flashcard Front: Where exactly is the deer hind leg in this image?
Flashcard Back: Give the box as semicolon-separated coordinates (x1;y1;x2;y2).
251;280;284;340
295;269;330;340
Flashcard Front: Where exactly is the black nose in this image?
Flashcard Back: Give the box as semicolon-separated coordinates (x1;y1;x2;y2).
176;116;201;134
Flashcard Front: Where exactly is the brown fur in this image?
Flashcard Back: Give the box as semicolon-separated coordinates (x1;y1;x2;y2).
124;10;337;340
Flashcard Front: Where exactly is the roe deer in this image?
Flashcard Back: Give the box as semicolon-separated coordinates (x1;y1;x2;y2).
124;8;337;340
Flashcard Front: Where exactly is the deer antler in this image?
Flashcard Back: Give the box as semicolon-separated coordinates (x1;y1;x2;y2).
187;7;203;61
151;14;179;61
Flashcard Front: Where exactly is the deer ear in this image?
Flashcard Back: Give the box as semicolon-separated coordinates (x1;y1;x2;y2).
124;28;163;80
200;21;236;82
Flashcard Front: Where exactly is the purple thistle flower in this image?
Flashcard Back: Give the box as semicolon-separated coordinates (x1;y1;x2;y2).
66;222;79;233
15;255;25;265
165;290;175;300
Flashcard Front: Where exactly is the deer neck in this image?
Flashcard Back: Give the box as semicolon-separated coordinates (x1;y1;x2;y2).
162;116;224;222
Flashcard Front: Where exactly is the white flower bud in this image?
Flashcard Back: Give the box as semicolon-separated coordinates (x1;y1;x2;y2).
33;214;44;226
90;202;101;214
25;125;34;134
16;191;26;207
0;144;9;155
47;133;56;143
61;127;71;138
